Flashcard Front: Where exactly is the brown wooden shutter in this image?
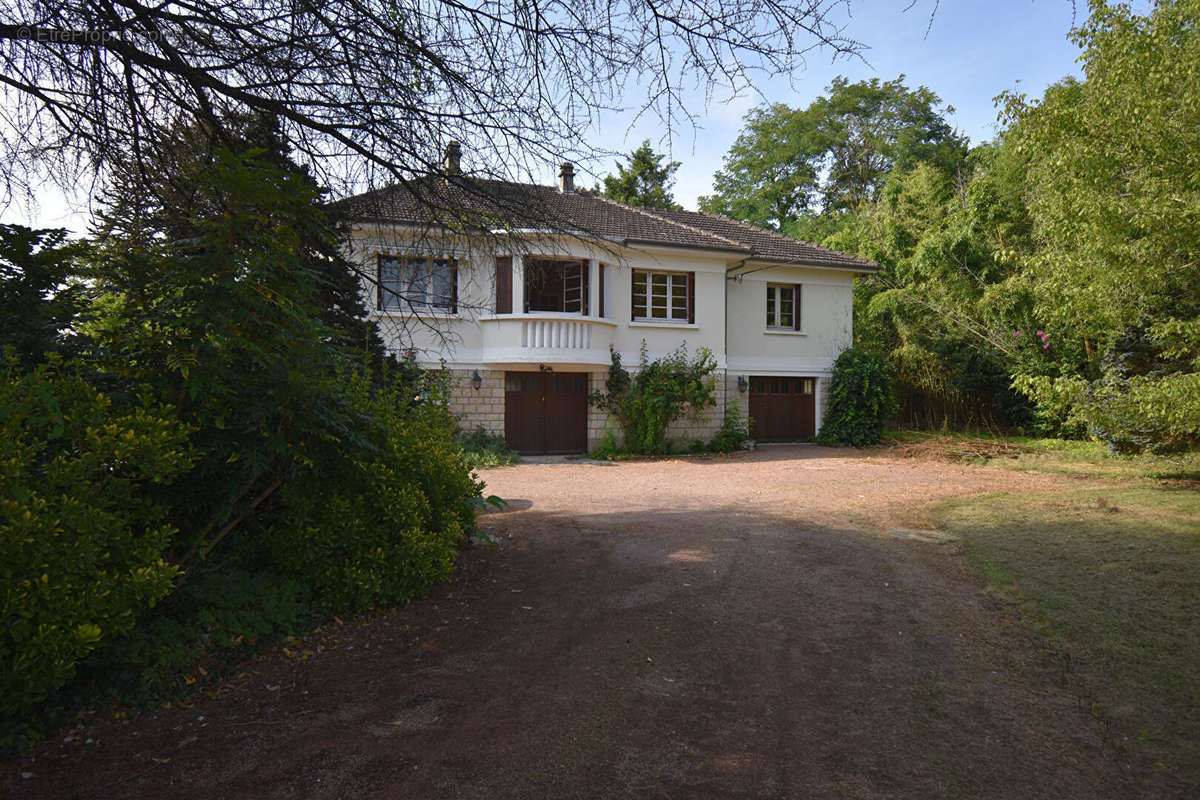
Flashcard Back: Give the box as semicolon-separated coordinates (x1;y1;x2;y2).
495;256;512;314
687;271;696;324
598;264;606;318
793;283;802;331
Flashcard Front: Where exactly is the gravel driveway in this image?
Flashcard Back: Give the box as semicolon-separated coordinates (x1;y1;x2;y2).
7;446;1147;799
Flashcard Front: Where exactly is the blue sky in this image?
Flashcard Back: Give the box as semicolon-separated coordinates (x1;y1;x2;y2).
588;0;1087;209
3;0;1086;231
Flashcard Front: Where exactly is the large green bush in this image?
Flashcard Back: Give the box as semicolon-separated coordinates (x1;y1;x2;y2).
263;370;480;610
0;359;193;743
817;347;896;446
590;343;718;454
1;132;487;745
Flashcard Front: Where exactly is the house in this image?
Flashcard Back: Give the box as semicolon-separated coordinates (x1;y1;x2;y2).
337;143;877;454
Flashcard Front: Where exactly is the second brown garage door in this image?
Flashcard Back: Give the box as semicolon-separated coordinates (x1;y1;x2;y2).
504;371;588;455
749;376;816;442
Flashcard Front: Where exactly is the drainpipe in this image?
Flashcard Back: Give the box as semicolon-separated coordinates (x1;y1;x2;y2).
725;258;749;410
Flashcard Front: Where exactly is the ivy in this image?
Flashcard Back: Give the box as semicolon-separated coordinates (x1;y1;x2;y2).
589;342;718;455
817;347;896;447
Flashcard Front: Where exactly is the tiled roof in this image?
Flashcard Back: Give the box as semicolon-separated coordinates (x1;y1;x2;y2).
335;177;876;270
642;207;878;269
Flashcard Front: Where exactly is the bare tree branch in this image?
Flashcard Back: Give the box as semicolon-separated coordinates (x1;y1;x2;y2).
0;0;863;211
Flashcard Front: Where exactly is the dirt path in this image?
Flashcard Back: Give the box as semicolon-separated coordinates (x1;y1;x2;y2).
5;447;1154;799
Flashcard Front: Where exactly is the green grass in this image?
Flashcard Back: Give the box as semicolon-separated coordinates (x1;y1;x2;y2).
933;486;1200;791
882;429;1200;482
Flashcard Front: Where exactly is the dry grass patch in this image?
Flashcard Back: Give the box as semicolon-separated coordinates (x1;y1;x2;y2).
934;486;1200;793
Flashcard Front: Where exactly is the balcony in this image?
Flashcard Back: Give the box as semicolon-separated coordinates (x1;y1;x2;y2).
478;313;617;367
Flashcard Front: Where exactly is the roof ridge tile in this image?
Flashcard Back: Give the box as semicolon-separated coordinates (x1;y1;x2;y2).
593;195;748;251
693;209;875;266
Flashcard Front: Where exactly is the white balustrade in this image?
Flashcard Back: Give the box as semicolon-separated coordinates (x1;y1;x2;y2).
522;318;592;350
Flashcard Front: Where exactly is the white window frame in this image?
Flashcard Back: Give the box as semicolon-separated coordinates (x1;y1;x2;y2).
378;254;456;313
632;270;690;322
766;284;799;330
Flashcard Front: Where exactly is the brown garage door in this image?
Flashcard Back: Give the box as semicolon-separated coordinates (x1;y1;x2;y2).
504;371;588;455
749;376;816;442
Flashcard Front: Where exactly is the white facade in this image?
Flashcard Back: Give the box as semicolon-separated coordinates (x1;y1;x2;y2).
348;222;867;452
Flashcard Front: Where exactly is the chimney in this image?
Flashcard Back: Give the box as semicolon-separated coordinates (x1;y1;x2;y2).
443;141;462;176
558;162;575;193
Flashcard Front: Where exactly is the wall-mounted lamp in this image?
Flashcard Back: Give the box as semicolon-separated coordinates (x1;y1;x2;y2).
471;370;482;391
737;375;748;393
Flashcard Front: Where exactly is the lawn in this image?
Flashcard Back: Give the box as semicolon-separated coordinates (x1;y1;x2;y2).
918;435;1200;791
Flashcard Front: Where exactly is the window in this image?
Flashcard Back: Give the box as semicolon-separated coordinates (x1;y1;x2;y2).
766;284;801;330
632;270;692;322
378;254;456;312
525;258;588;314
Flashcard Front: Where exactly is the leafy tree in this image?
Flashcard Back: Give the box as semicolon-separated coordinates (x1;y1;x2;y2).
1002;0;1200;449
85;146;372;566
826;146;1036;430
701;76;967;233
95;114;391;365
0;225;89;366
599;141;682;209
699;103;824;229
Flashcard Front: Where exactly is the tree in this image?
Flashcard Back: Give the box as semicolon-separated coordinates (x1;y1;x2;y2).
700;76;967;235
85;145;371;563
0;225;89;366
1002;0;1200;449
94;113;391;365
0;0;864;210
599;141;682;209
825;145;1037;430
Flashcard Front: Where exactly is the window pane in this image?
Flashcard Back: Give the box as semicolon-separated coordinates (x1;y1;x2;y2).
430;259;453;309
670;275;688;320
405;259;428;306
632;272;647;318
379;256;404;310
506;374;522;392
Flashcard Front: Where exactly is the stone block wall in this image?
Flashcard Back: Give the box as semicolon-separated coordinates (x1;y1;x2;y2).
444;367;754;453
586;371;616;451
588;368;737;452
444;368;506;436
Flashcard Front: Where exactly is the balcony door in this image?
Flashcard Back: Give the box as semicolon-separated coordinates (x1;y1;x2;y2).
524;258;589;314
504;371;588;454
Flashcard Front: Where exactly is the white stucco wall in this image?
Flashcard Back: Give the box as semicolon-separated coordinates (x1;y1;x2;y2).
349;225;860;438
724;265;855;376
348;224;732;370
